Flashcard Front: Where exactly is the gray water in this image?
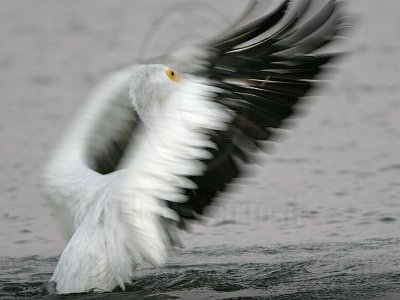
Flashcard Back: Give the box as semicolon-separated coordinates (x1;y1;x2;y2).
1;240;400;299
1;0;400;299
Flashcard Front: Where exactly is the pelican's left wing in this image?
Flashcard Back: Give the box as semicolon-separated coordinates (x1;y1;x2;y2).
115;0;348;266
42;67;140;236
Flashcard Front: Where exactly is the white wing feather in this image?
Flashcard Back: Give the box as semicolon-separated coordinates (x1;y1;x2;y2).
113;77;232;267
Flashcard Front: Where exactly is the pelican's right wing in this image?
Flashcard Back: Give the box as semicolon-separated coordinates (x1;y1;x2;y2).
112;76;232;267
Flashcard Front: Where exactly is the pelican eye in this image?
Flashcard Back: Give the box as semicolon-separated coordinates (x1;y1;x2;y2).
165;68;179;81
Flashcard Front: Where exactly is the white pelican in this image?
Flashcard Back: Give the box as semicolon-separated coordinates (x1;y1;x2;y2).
42;0;347;294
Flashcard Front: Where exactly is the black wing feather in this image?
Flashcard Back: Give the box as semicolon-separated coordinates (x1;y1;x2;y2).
210;0;291;51
170;0;346;225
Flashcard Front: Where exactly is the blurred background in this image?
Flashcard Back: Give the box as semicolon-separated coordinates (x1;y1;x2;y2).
0;0;399;299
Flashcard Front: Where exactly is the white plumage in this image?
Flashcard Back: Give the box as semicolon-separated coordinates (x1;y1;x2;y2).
44;66;230;293
42;0;346;294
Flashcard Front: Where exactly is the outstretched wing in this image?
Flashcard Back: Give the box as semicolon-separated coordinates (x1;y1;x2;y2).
114;77;232;266
116;0;347;264
166;0;346;223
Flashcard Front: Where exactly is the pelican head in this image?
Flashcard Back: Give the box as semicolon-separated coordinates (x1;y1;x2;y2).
129;64;180;123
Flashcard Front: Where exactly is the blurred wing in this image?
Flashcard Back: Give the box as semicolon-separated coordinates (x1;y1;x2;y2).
114;78;232;265
179;0;347;219
42;67;139;236
116;0;347;264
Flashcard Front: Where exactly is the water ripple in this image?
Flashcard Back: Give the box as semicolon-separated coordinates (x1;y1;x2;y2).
1;239;399;299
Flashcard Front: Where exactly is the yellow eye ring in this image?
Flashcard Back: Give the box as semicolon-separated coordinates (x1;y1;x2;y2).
165;68;179;81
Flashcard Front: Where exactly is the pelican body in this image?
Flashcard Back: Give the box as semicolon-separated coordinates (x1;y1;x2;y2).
42;0;347;293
